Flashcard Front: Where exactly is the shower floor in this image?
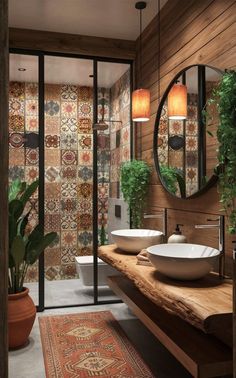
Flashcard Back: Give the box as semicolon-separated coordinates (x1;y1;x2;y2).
26;278;118;307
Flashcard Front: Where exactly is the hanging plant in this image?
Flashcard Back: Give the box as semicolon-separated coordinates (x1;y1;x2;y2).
120;160;151;228
210;71;236;234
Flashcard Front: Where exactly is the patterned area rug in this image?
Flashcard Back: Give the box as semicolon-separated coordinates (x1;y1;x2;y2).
39;310;155;377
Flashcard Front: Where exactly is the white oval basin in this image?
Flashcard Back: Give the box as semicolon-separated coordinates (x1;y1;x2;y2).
147;243;220;280
111;229;163;254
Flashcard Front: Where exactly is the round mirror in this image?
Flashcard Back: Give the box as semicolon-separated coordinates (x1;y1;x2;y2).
154;64;222;199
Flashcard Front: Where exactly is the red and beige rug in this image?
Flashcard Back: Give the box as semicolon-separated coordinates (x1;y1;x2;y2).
39;310;155;377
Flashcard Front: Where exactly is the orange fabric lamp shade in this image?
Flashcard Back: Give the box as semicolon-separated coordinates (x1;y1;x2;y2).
168;83;187;120
132;88;150;122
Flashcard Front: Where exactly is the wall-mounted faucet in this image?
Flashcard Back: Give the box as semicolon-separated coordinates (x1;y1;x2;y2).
144;208;167;239
194;215;225;277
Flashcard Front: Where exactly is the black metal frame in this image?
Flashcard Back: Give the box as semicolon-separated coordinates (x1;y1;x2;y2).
153;64;222;200
10;48;133;311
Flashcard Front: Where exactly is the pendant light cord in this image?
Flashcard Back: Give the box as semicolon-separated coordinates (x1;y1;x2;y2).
158;0;160;102
140;8;143;87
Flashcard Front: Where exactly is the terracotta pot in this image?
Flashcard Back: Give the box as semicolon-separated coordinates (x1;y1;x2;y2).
8;287;36;349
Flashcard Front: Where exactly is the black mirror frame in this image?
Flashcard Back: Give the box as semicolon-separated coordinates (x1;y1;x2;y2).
153;64;223;200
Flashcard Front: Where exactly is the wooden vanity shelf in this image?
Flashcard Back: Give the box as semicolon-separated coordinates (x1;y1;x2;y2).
99;245;233;378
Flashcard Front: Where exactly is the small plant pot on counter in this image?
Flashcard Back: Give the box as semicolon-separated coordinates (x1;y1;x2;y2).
8;287;36;349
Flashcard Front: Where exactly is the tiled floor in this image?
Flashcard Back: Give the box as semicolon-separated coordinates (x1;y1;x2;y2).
9;303;192;378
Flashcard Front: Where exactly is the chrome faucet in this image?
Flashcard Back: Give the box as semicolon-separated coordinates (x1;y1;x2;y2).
195;216;225;277
144;208;167;239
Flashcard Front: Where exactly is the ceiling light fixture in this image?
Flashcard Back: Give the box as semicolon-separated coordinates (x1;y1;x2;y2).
132;1;150;123
168;82;187;120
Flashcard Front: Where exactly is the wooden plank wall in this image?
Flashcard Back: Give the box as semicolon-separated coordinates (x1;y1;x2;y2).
0;0;9;375
136;0;236;274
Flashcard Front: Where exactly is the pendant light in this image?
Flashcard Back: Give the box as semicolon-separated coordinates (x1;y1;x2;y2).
168;82;187;120
132;1;150;122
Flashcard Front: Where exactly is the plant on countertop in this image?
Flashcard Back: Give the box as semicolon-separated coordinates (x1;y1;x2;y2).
209;70;236;234
121;159;151;228
8;179;57;294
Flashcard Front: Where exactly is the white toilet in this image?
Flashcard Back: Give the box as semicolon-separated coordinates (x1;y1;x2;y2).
75;256;118;286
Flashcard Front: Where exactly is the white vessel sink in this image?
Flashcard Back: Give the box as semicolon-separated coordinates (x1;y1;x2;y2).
147;243;220;280
111;229;163;253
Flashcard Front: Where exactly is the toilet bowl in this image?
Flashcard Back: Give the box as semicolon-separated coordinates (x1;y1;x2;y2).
75;256;118;286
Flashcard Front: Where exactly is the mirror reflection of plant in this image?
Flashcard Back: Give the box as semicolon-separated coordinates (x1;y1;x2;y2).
121;160;151;228
160;165;185;198
209;71;236;234
9;179;57;294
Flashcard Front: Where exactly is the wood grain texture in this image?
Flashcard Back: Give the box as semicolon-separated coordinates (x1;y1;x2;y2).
108;275;232;378
9;27;136;60
135;0;236;275
99;245;232;335
0;0;9;375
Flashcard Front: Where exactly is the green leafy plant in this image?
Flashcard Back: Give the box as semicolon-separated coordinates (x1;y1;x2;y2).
8;179;57;294
209;71;236;234
121;160;151;228
160;165;185;198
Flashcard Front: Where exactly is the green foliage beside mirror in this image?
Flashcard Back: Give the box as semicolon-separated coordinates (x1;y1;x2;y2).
160;165;185;198
121;160;151;228
8;179;57;294
211;71;236;234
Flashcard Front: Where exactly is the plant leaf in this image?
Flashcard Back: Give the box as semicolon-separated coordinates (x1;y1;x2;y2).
20;179;39;207
10;235;25;266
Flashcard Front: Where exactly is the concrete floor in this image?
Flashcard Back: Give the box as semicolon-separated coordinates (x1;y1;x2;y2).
26;278;118;307
9;303;192;378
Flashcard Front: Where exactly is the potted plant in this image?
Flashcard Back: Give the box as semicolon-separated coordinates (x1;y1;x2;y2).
121;160;151;228
8;179;57;349
207;70;236;234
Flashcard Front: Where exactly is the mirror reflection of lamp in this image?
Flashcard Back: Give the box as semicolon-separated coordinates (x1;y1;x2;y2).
168;82;187;120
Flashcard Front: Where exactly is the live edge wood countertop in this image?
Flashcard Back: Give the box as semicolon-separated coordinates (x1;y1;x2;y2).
98;245;232;335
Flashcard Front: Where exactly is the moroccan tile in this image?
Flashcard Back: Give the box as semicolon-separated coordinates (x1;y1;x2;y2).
98;198;108;214
121;144;130;162
187;105;197;120
9;98;24;116
26;148;39;166
24;265;38;283
45;116;60;134
186;183;198;197
186;120;198;136
25;83;38;99
78;231;93;247
61;166;77;181
9;115;25;132
9;148;25;166
45;183;61;199
78;118;92;133
44;248;61;267
78;246;93;256
25;100;38;116
45;84;61;101
98;134;109;149
61;182;77;197
98;170;109;184
186;168;198;183
78;183;92;198
61;150;77;165
45;213;61;232
45;265;61;281
97;150;110;166
60;263;76;279
98;212;108;227
25;116;38;132
61;231;77;247
61;118;77;133
61;101;77;118
186;151;198;168
188;93;198;106
78;86;93;102
78;166;93;182
9;165;25;181
25;166;39;182
186;136;198;151
60;133;77;150
45;135;60;148
61;198;77;212
158;135;168;149
45;149;60;167
61;247;77;264
61;85;78;101
78;199;92;213
169;120;184;135
45;100;60;117
78;134;92;150
159;118;168;135
45;166;60;183
9;132;25;148
98;183;109;199
168;151;183;169
61;214;77;230
78;213;92;230
78;150;92;166
45;198;60;214
157;150;168;165
121;126;130;145
110;166;119;182
9;82;25;99
111;149;120;166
